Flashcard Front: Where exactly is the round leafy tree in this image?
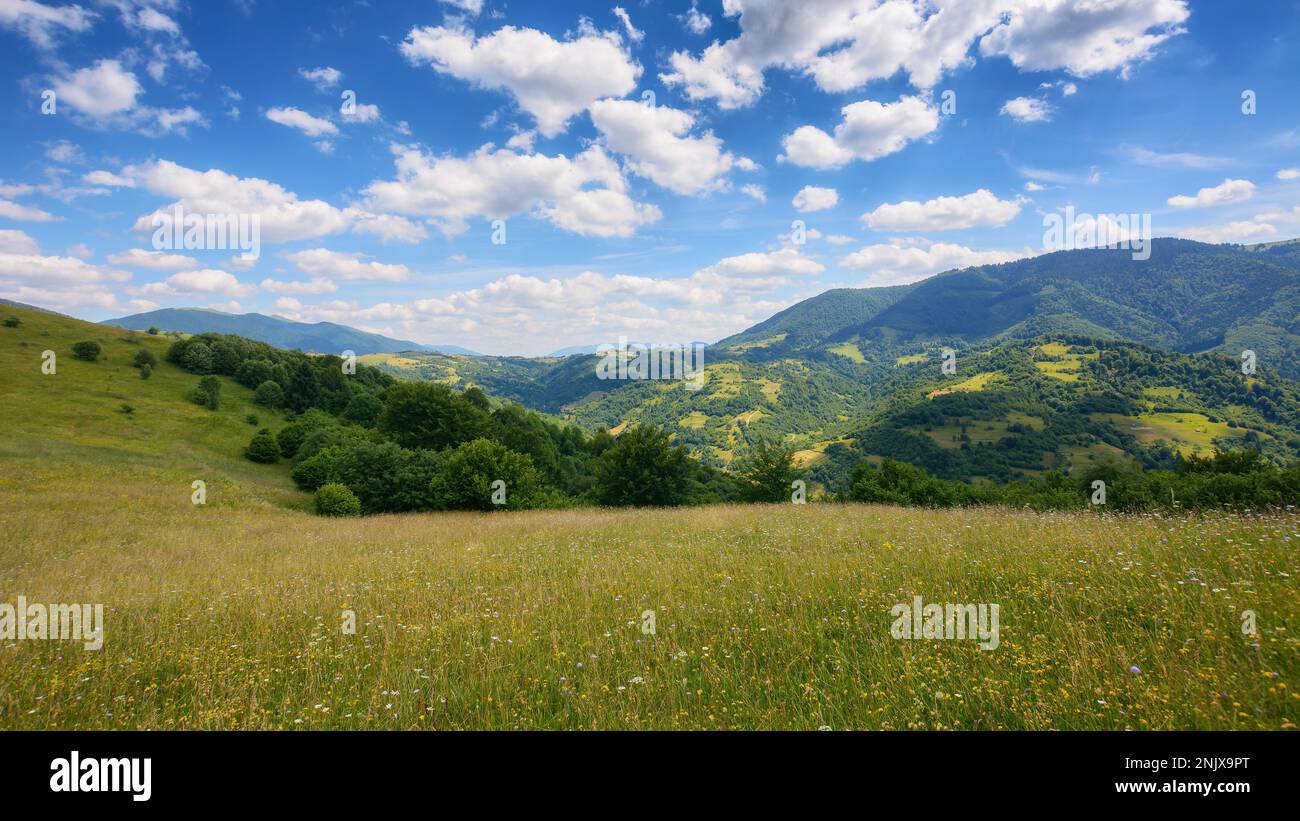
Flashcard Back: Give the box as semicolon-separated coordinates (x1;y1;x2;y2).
429;438;540;511
244;430;282;464
314;482;361;517
254;380;285;407
593;424;691;507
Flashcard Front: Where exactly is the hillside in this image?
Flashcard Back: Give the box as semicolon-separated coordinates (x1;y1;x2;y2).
0;304;307;511
104;307;479;356
719;238;1300;378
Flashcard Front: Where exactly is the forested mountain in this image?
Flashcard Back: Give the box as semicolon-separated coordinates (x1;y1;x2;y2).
715;238;1300;378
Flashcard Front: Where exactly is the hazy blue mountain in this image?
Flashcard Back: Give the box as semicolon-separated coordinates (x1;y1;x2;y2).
102;308;480;356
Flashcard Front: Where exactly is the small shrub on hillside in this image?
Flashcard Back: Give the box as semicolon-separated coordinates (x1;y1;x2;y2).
314;483;361;517
2;316;19;328
245;413;260;426
189;375;221;410
139;364;152;380
292;446;341;492
133;349;157;369
254;380;284;408
276;409;336;459
245;430;281;463
71;340;101;361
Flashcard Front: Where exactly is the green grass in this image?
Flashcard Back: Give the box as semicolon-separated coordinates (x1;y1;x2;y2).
1095;412;1236;455
1;306;1297;730
827;342;866;363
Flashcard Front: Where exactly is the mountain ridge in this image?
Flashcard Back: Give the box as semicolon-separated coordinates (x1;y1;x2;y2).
102;307;480;356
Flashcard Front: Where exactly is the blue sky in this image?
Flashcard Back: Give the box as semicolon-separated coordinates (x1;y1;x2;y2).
0;0;1297;355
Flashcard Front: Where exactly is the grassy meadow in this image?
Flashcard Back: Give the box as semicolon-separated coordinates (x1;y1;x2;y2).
0;305;1296;730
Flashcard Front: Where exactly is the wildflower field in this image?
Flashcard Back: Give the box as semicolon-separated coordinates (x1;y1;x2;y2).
1;474;1295;729
0;307;1296;730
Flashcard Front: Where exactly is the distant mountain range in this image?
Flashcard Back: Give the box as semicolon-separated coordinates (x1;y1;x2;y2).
14;237;1300;487
102;308;480;356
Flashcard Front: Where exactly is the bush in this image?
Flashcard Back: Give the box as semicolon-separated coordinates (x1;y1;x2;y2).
254;380;284;408
71;340;101;361
314;483;361;517
139;364;152;380
429;438;541;511
330;440;439;513
245;430;281;463
179;341;215;374
2;316;20;328
146;325;161;335
189;375;221;410
245;413;260;426
847;459;964;507
276;409;337;459
292;447;341;492
133;349;158;369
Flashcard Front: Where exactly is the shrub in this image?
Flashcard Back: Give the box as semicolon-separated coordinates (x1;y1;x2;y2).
276;409;336;459
133;349;158;369
314;483;361;517
254;380;285;408
2;316;19;328
139;364;152;380
179;341;215;374
328;440;435;513
245;413;260;426
146;325;161;335
245;430;281;463
429;438;541;511
189;375;221;410
71;340;101;361
847;459;963;508
292;447;341;492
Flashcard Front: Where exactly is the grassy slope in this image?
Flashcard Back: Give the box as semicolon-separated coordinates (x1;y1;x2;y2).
0;305;1297;729
0;305;302;510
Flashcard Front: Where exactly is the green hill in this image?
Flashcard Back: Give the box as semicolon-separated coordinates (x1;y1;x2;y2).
719;238;1300;377
0;304;307;511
